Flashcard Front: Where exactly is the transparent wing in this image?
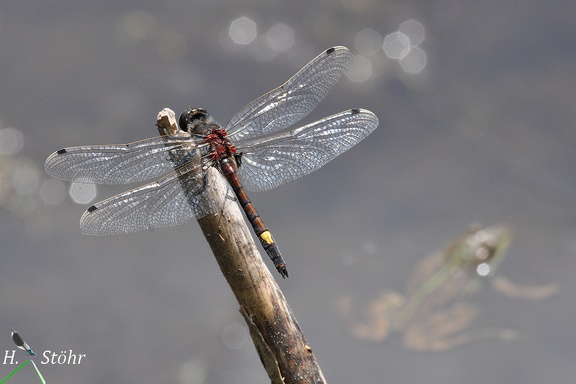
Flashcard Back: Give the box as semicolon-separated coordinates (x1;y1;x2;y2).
236;109;379;192
225;46;353;142
80;163;213;235
45;136;197;184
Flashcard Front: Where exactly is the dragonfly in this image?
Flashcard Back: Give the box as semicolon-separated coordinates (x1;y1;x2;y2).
10;327;35;356
45;46;379;278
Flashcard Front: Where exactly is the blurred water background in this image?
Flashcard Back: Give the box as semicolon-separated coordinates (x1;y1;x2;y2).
0;1;574;383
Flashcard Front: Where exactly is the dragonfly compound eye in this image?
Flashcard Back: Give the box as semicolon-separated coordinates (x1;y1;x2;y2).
179;107;209;133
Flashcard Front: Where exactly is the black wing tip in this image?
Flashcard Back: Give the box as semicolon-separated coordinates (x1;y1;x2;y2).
350;108;378;119
86;205;98;213
56;148;67;155
325;46;350;55
324;45;349;55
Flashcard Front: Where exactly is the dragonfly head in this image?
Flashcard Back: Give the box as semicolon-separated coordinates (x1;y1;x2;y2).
179;107;218;136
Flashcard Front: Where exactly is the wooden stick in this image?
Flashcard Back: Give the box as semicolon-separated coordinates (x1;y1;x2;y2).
157;109;326;384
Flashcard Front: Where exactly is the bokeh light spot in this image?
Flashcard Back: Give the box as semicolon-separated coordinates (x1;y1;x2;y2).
115;10;156;43
0;128;24;155
354;29;382;56
362;242;377;255
346;55;373;83
399;19;425;46
11;162;40;195
385;20;427;74
69;182;97;204
399;46;427;73
476;262;491;277
229;17;257;45
266;22;295;52
39;178;66;205
383;31;411;59
178;359;207;384
222;323;247;350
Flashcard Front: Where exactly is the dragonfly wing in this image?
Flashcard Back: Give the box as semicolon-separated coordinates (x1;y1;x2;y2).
225;46;353;142
80;164;212;235
45;136;196;184
237;108;379;191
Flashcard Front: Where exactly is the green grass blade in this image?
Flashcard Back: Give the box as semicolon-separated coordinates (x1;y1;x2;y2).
30;360;46;384
0;359;30;383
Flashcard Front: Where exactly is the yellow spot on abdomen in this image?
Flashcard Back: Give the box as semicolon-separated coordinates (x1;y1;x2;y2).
260;230;274;245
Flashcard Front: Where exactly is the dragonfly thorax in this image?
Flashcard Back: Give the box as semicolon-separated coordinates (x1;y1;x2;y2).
206;128;237;161
179;107;237;163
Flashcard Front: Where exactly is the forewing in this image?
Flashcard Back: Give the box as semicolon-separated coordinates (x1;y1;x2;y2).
80;164;212;235
225;46;353;142
236;109;379;191
45;136;195;184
